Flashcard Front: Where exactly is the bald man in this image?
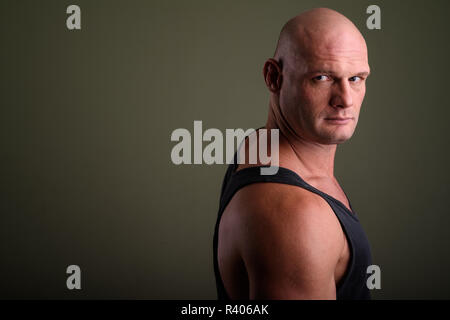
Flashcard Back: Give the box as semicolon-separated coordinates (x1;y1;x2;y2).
212;8;373;300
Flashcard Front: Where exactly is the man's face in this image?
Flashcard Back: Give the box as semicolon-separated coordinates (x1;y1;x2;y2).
279;32;370;145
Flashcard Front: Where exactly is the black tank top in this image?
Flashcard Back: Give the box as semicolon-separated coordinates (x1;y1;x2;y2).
213;145;372;300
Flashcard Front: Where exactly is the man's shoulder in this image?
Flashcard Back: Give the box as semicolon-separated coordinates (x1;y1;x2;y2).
234;181;330;218
224;180;337;238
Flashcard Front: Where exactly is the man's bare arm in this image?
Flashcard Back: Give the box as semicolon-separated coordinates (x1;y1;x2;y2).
234;184;345;299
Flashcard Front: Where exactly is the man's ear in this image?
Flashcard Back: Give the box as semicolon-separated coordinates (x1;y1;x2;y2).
263;58;282;92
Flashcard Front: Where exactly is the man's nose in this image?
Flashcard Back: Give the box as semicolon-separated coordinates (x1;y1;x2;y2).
330;80;353;108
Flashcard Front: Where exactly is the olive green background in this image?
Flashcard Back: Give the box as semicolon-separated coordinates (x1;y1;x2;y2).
1;0;449;299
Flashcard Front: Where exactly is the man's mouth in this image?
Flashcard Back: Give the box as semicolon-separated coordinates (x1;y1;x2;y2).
324;117;353;124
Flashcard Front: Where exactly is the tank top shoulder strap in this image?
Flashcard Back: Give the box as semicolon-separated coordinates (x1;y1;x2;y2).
220;165;316;214
220;162;358;221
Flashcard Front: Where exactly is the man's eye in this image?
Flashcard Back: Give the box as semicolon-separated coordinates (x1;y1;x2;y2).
349;76;362;82
314;75;329;81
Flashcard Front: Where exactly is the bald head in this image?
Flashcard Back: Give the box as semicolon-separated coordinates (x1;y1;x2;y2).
274;8;368;71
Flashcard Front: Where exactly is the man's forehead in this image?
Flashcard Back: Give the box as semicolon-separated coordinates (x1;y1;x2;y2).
294;23;368;58
302;56;370;76
302;33;367;57
297;41;369;75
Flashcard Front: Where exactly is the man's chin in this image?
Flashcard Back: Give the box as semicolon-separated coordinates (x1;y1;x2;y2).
318;133;354;145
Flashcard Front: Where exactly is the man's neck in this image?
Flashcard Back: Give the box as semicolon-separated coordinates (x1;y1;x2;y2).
265;117;337;180
282;135;337;179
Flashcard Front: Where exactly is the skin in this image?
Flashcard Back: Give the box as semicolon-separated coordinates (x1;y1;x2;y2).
218;8;370;299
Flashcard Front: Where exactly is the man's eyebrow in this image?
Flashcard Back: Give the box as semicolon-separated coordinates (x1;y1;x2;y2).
307;70;335;75
356;71;370;77
307;70;370;77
